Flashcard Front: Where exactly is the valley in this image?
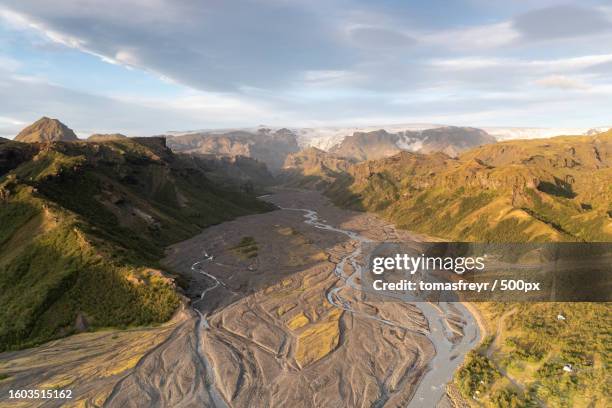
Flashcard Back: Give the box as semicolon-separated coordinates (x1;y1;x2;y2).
0;118;610;407
0;129;272;352
0;190;478;407
3;1;612;406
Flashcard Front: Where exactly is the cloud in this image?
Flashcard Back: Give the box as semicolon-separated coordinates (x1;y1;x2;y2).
347;26;416;49
584;59;612;78
426;22;519;50
431;54;612;73
1;1;612;130
301;70;362;86
0;73;284;137
113;50;141;67
429;57;505;70
0;55;20;71
427;5;612;50
534;75;589;90
0;1;358;92
419;53;612;96
0;7;85;48
513;5;612;41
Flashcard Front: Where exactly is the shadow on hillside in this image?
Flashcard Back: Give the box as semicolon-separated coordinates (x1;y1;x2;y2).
537;177;576;199
275;170;366;212
0;236;178;352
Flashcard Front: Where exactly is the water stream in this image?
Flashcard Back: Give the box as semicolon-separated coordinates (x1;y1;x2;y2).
280;205;481;407
190;254;229;408
191;198;480;407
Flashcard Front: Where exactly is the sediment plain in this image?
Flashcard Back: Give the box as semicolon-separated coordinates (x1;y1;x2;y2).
0;190;476;407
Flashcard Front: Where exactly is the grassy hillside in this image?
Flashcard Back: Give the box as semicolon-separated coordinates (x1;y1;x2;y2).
280;147;353;190
325;132;612;407
0;137;271;351
327;132;612;242
459;302;611;408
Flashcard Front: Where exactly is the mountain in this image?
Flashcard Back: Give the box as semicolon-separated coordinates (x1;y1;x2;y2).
13;117;79;143
280;147;353;189
400;126;496;156
166;128;300;171
0;134;271;351
291;124;443;150
483;126;611;140
277;131;612;406
585;127;608;136
327;131;612;242
185;154;275;192
329;130;400;161
328;126;495;161
165;124;612;155
87;133;128;142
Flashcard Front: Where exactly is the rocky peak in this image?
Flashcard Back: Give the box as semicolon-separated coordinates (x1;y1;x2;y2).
14;117;78;143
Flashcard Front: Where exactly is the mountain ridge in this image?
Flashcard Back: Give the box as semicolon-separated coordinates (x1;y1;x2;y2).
280;146;353;189
327;126;496;160
325;130;612;242
0;120;272;351
162;124;610;152
166;128;300;171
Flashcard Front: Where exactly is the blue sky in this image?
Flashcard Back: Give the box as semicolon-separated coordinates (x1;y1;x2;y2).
1;0;612;137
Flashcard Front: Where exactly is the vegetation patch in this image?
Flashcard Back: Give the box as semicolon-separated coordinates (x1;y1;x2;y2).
231;236;259;259
454;351;501;399
0;138;271;351
472;302;611;407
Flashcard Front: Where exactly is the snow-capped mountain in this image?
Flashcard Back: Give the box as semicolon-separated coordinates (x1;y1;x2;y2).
291;124;443;150
163;124;611;159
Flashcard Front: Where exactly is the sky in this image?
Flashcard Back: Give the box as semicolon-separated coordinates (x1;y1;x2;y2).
1;0;612;137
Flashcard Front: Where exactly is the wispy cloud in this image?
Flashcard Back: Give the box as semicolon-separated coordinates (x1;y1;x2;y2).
426;22;519;50
534;75;590;90
513;4;612;41
1;0;612;131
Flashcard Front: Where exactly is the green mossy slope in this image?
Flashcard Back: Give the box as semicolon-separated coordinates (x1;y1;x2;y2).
0;138;271;351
